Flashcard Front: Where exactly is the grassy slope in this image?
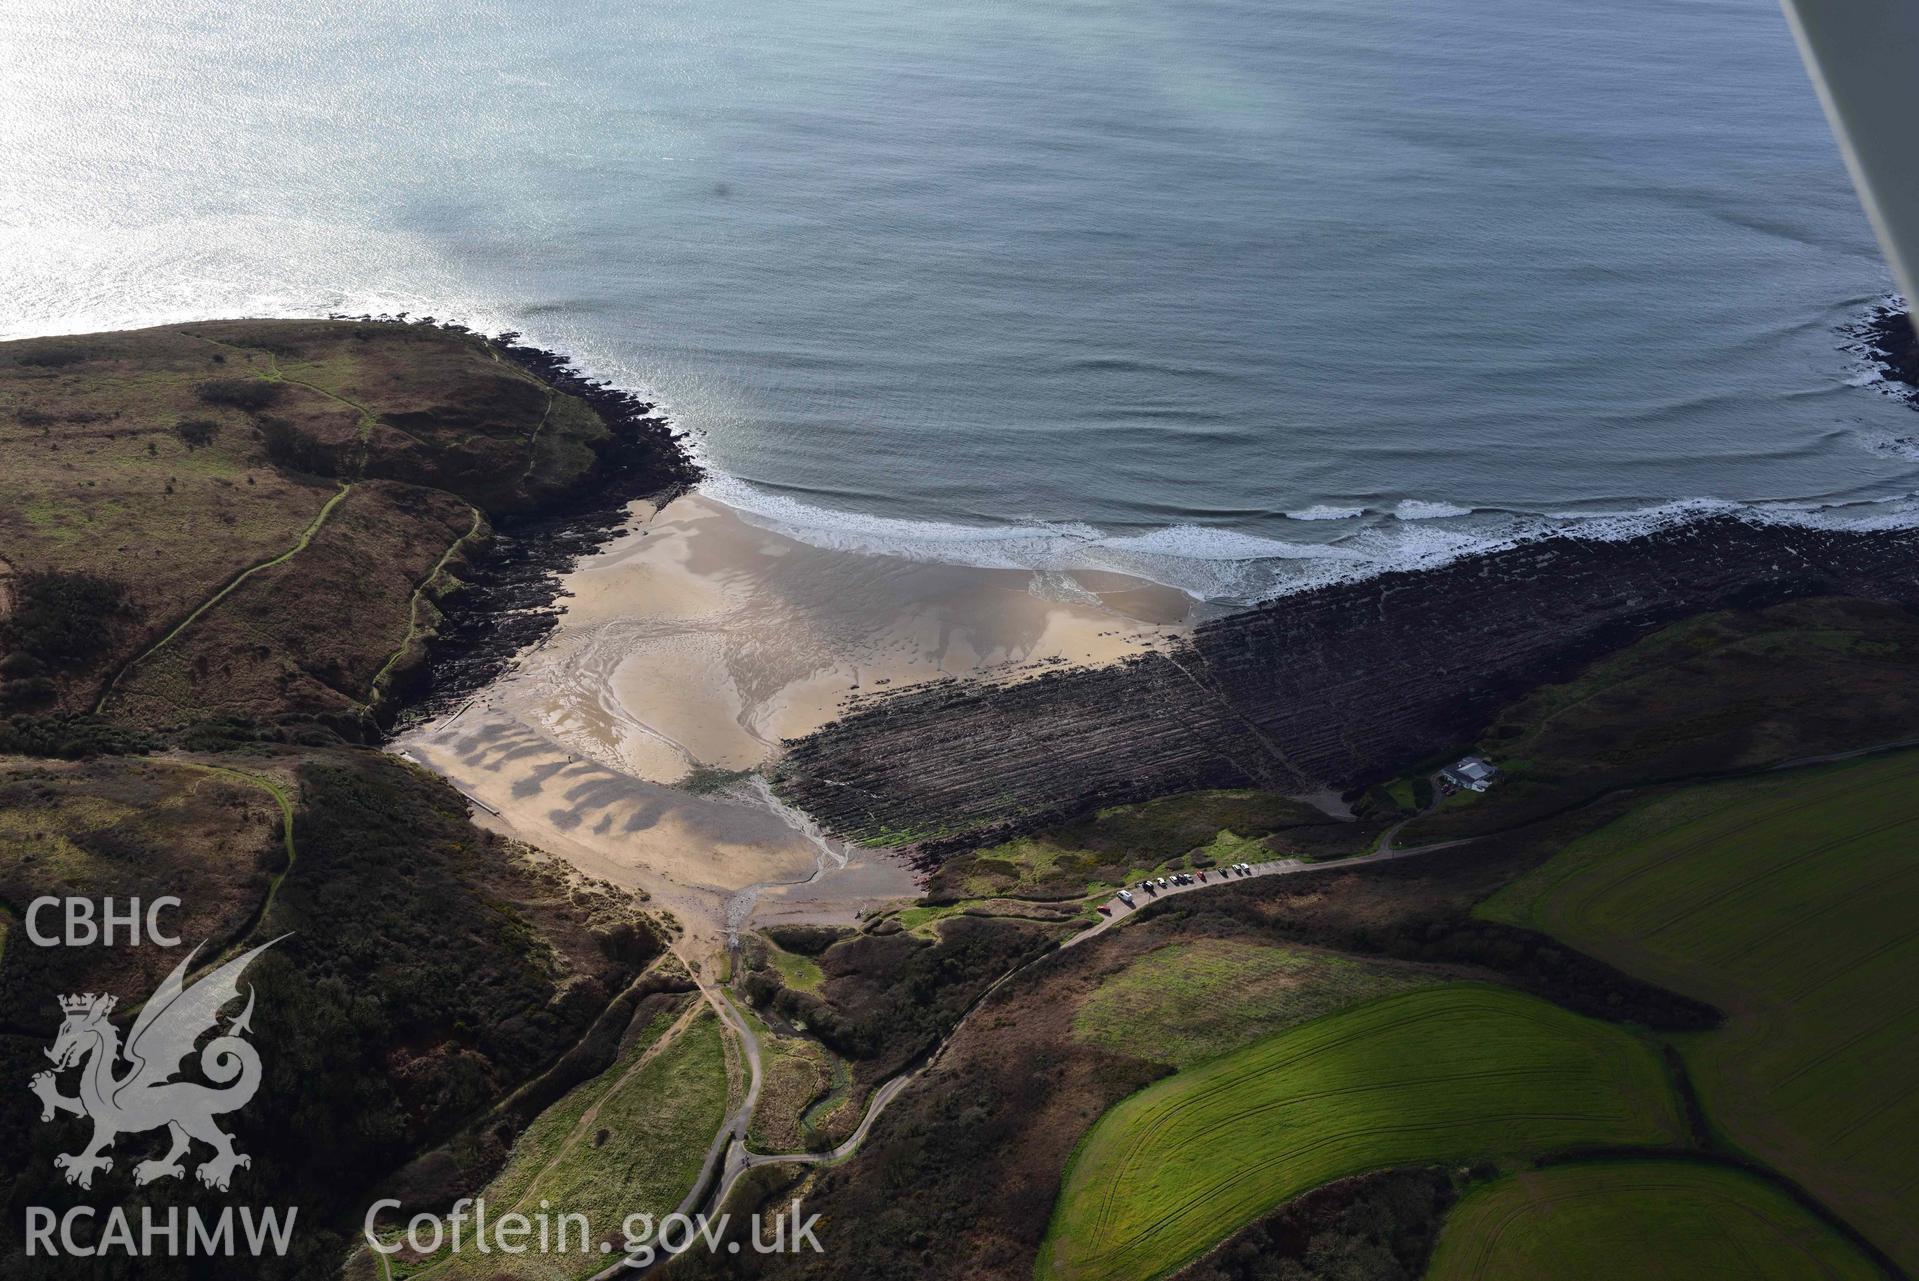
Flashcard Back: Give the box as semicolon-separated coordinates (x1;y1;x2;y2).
1040;985;1685;1281
765;941;825;993
418;1004;730;1281
1071;938;1431;1068
1;750;666;1280
0;319;613;726
1;328;335;711
744;1008;837;1152
748;913;1068;1088
101;479;476;729
1406;598;1919;840
0;323;688;1280
0;754;284;1006
1427;1161;1885;1281
1480;751;1919;1273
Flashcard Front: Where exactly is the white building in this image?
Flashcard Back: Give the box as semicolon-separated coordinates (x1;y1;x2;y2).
1440;755;1500;792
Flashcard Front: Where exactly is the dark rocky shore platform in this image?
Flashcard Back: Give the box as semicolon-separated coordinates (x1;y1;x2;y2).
372;322;702;730
775;515;1919;859
1854;305;1918;399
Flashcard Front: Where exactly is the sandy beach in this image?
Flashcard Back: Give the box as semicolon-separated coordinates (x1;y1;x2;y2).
396;491;1195;960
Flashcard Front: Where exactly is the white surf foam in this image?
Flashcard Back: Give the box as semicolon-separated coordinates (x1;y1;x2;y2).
1285;504;1364;521
702;470;1919;608
1392;499;1474;520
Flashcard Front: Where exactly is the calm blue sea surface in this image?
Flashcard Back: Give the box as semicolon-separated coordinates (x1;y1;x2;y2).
4;0;1915;599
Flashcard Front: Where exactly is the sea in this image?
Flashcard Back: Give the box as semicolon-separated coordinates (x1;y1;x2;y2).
5;0;1916;603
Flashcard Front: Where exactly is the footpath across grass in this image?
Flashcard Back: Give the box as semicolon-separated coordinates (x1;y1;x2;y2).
1039;984;1685;1281
1426;1160;1886;1281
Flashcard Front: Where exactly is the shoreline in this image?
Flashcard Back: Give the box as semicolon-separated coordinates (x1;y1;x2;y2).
372;307;1919;951
1850;304;1918;402
706;477;1919;612
368;322;703;731
390;490;1192;959
778;512;1919;860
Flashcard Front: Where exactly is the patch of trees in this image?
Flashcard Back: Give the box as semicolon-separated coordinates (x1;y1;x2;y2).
0;570;137;708
196;378;286;411
1173;1168;1462;1281
170;714;350;752
256;415;350;475
0;712;156;757
173;417;219;448
760;923;846;956
742;916;1059;1080
13;344;91;368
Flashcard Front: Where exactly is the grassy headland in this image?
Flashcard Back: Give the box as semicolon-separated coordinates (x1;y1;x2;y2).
0;320;698;1280
1;318;691;737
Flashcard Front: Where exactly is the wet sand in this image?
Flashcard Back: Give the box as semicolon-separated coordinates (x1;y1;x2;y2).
395;492;1194;958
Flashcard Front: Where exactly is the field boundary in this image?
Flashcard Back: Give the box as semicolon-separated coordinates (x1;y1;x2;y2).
1522;1149;1909;1281
368;503;487;711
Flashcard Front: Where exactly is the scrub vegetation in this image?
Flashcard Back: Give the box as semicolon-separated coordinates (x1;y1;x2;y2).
1407;598;1919;840
0;318;646;735
1071;938;1429;1068
411;1006;730;1280
928;790;1376;904
0;321;694;1281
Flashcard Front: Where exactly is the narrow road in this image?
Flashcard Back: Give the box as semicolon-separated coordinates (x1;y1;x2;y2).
566;736;1919;1272
585;965;765;1280
694;836;1474;1229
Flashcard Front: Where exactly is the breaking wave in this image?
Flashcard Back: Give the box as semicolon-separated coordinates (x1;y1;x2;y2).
700;470;1919;607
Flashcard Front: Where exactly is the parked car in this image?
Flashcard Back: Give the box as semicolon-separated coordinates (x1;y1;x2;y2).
1118;889;1135;907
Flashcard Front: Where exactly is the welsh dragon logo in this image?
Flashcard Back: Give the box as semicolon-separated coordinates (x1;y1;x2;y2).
28;937;284;1193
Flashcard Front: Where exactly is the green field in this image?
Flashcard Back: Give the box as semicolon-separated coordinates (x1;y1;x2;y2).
1072;938;1430;1068
1481;752;1919;1273
1427;1161;1885;1281
766;941;826;993
1039;985;1685;1281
